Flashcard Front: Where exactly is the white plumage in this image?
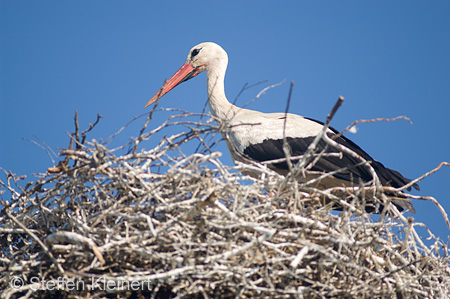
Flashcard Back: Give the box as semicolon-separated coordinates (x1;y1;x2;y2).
221;110;329;153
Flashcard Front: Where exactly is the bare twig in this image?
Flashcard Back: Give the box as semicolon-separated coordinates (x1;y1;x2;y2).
5;209;64;274
1;95;449;299
337;115;413;138
46;231;105;264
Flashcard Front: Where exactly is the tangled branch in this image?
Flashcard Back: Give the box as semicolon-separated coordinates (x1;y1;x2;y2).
0;106;449;299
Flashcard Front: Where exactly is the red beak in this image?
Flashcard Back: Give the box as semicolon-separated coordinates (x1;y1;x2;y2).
144;63;200;108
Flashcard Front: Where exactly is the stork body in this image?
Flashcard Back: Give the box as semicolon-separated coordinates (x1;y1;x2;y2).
145;42;418;213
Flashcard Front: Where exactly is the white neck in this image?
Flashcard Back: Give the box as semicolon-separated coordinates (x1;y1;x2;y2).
206;61;238;123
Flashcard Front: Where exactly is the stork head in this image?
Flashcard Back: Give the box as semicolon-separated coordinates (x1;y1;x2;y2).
144;42;228;108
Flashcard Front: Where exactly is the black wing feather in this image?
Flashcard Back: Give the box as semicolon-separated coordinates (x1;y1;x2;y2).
243;118;419;191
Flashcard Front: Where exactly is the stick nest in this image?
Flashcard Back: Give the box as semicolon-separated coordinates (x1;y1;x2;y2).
1;109;449;299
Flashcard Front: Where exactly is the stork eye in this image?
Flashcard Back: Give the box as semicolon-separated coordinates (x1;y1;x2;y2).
191;48;201;58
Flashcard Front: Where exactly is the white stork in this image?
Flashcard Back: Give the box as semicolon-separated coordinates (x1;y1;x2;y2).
144;42;418;213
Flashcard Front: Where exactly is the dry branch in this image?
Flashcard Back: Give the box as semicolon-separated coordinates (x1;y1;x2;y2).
0;107;449;299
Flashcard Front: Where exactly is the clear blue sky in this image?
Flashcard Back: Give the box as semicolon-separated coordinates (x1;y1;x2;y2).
1;1;449;243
